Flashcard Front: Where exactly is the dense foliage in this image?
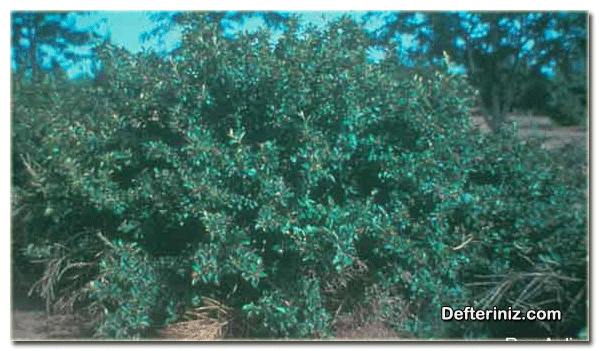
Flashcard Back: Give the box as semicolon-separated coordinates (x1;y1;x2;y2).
12;14;587;340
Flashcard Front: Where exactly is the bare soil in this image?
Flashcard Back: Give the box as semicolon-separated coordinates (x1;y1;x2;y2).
471;114;587;151
12;311;96;341
11;280;97;341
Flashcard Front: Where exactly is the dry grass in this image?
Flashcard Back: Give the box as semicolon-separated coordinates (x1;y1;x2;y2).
159;297;233;341
159;316;225;341
466;267;585;334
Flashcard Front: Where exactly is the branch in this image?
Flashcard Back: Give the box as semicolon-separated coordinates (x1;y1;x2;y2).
96;231;117;250
19;153;40;180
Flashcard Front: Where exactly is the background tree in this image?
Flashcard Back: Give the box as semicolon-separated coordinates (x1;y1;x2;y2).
543;17;588;126
367;11;588;130
11;11;102;79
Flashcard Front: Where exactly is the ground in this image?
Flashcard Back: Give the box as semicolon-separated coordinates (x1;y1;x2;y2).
11;283;96;341
471;114;587;151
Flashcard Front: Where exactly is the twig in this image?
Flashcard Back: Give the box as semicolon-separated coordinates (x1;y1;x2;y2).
96;231;117;250
452;235;474;251
19;153;40;179
331;298;346;327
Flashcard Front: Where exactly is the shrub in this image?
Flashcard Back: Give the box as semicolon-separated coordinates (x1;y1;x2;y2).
12;14;587;339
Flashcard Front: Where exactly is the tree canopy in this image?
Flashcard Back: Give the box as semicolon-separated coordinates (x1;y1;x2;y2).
367;11;588;129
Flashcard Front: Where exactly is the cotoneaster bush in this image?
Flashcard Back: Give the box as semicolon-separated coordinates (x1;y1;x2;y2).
12;14;587;339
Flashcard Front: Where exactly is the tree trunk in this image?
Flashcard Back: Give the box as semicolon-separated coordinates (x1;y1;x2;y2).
26;13;41;79
478;82;508;132
489;84;503;131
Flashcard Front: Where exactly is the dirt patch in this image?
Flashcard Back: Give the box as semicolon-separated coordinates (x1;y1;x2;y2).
11;282;97;341
335;321;409;340
12;310;96;341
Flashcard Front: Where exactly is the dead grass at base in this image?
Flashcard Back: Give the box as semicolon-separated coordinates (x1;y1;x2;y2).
159;297;232;341
160;317;225;341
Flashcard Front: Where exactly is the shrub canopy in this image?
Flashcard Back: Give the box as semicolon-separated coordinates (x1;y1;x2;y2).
12;14;587;339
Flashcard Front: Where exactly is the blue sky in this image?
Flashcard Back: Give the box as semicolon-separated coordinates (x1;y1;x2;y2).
73;11;182;59
84;11;384;53
75;12;359;53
